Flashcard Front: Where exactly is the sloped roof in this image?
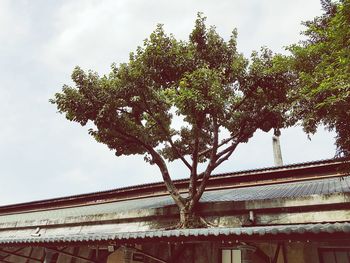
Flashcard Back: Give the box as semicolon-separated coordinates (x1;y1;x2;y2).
1;175;349;225
0;158;346;214
0;159;349;246
1;222;350;245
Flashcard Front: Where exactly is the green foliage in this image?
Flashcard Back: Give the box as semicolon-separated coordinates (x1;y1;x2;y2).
52;15;291;163
289;0;350;156
51;14;293;226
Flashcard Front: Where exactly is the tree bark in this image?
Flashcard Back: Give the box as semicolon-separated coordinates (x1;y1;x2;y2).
179;205;204;228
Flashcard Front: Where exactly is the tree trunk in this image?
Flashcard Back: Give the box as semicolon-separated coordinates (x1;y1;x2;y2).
179;204;205;228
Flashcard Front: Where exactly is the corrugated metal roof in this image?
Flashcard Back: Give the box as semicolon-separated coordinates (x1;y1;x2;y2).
0;158;345;210
202;175;350;202
0;222;349;245
1;176;349;225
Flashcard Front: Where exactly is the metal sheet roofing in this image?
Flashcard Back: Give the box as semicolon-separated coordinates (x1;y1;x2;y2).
203;175;350;202
0;158;344;211
1;176;349;225
0;222;349;245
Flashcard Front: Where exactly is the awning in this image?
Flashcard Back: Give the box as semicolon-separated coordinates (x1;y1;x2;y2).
1;222;349;246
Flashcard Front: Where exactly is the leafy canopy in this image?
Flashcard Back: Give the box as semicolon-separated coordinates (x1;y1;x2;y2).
51;14;293;227
52;15;291;163
289;0;350;156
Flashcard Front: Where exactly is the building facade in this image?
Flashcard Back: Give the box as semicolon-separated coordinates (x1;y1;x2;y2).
0;159;349;263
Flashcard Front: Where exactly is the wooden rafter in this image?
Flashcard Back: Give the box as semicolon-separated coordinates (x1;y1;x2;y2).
25;247;33;263
0;248;41;263
65;247;79;263
0;247;23;260
272;243;281;263
282;243;288;263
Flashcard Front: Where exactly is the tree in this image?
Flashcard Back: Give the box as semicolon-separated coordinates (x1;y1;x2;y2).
51;14;292;228
289;0;350;157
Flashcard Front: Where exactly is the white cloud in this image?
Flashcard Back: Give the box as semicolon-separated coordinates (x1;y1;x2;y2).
0;0;337;205
41;0;324;78
0;0;30;50
42;0;142;74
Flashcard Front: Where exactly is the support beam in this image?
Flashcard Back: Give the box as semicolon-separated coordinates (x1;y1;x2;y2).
61;247;78;263
0;248;41;263
25;247;34;263
40;247;46;263
272;243;282;263
0;247;24;260
282;243;288;263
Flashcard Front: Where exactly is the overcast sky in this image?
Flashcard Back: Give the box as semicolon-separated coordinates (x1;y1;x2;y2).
0;0;336;205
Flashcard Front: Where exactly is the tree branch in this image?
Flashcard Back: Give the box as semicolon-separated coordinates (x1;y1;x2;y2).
147;146;186;208
215;139;238;159
190;117;219;208
213;141;239;169
197;125;243;158
212;120;248;169
107;125;185;208
230;83;260;112
141;93;192;170
188;124;200;200
196;86;258;158
166;136;192;170
195;86;258;158
197;135;234;157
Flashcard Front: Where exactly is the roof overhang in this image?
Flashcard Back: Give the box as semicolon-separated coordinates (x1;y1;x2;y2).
1;222;350;246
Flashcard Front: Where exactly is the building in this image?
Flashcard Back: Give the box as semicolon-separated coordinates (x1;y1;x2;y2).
0;159;349;263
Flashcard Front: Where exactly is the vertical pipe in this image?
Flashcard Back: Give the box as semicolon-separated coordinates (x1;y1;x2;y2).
272;129;283;166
